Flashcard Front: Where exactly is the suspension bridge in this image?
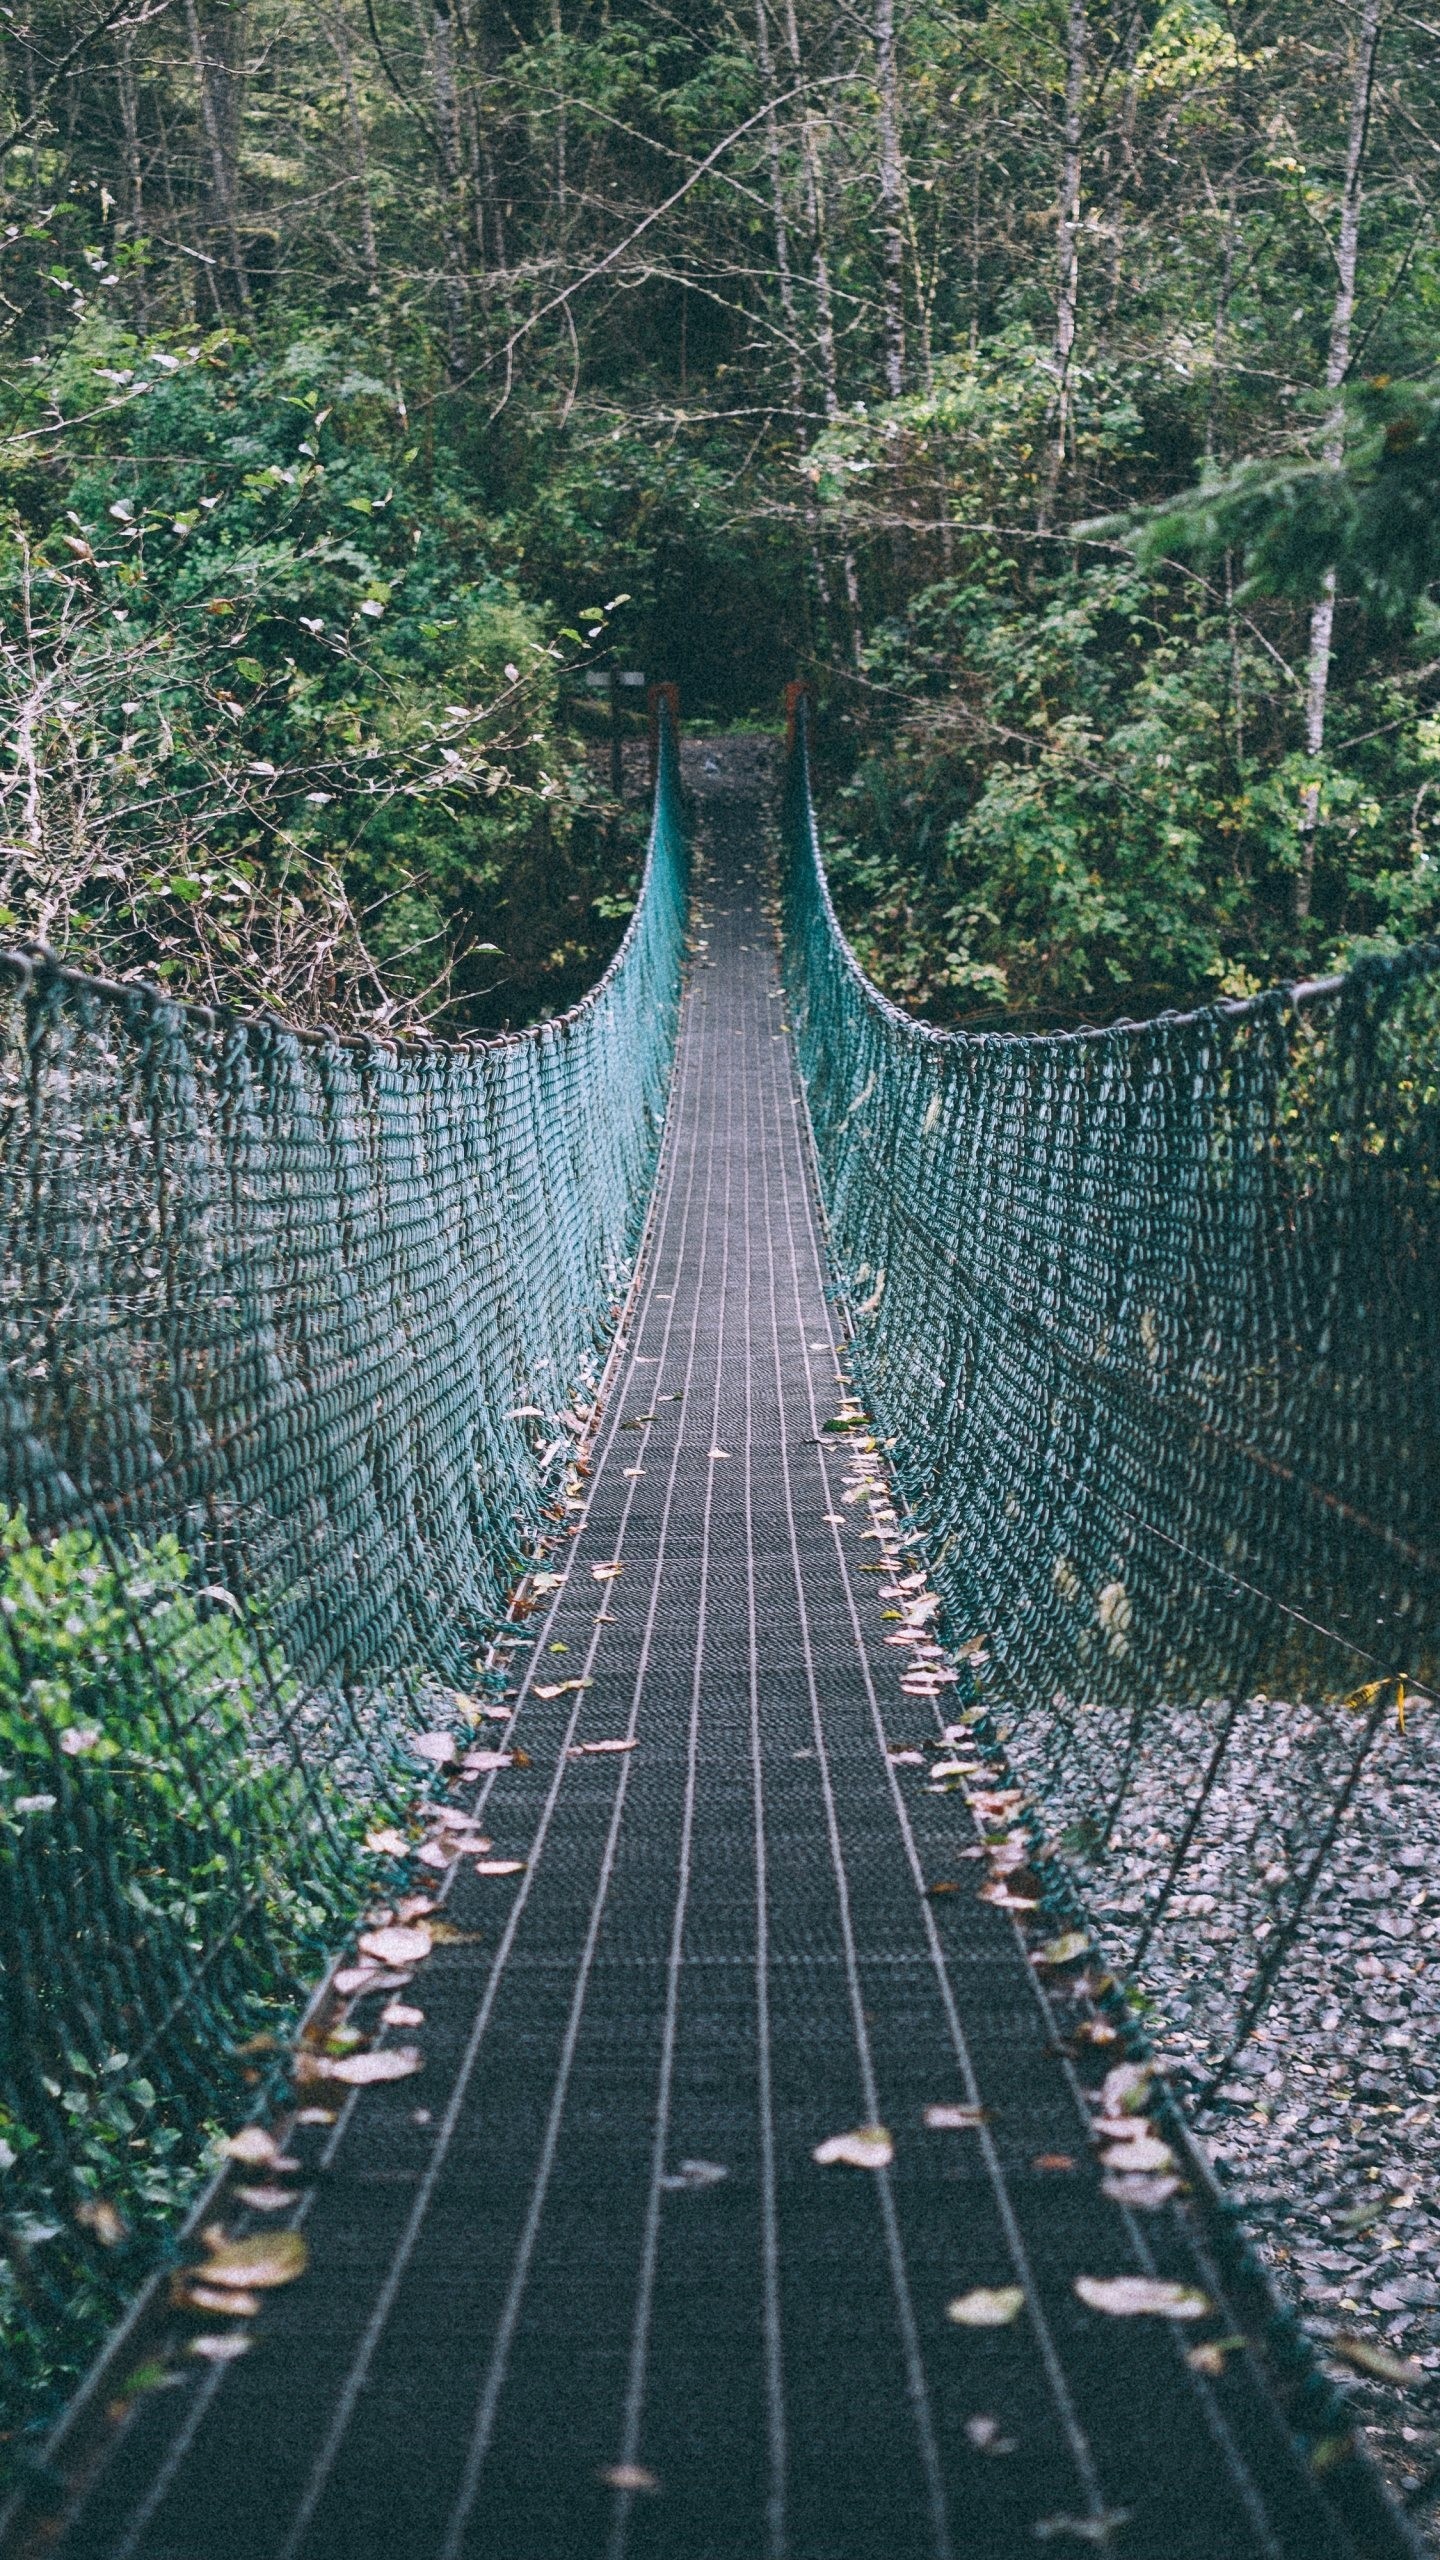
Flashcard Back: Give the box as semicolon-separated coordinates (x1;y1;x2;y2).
0;706;1435;2558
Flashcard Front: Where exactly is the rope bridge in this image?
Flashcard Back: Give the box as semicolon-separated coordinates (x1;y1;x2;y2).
0;720;686;2425
781;705;1440;2097
0;705;1434;2558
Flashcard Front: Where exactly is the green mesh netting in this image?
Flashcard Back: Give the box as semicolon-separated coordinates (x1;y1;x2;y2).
780;709;1440;2103
0;715;686;2423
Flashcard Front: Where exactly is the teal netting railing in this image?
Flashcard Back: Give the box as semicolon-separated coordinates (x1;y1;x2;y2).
0;711;687;2429
781;708;1440;2112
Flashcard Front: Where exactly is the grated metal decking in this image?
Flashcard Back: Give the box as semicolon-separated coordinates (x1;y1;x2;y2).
40;792;1413;2560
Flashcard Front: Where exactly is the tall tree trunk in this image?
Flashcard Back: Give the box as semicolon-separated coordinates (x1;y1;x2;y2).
873;0;905;397
1099;1;1141;341
427;0;470;376
1295;0;1384;926
326;2;380;298
1204;159;1239;462
550;0;566;215
755;0;832;633
1038;0;1086;532
183;0;253;315
115;28;148;325
781;0;861;664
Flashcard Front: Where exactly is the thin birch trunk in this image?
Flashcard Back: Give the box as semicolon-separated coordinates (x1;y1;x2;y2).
1039;0;1086;532
183;0;253;315
782;0;861;663
326;2;380;297
428;0;470;376
116;29;149;326
873;0;905;397
1295;0;1384;924
755;0;831;630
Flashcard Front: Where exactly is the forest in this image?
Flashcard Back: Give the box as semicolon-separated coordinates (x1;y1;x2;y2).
2;0;1439;1031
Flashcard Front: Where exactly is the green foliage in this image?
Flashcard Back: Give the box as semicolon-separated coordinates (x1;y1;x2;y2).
0;1515;363;2448
0;316;639;1029
1103;373;1440;628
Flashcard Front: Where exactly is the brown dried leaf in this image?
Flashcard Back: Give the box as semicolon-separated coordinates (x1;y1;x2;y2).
946;2287;1025;2328
409;1731;459;1766
364;1827;410;1857
923;2104;990;2131
177;2280;263;2316
1032;1933;1090;1968
1099;2136;1175;2174
1332;2335;1425;2387
813;2125;894;2170
357;1924;433;1967
316;2045;423;2085
1101;2171;1182;2209
1074;2275;1209;2320
198;2231;307;2291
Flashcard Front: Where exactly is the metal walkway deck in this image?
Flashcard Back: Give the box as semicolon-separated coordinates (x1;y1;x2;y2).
44;787;1406;2560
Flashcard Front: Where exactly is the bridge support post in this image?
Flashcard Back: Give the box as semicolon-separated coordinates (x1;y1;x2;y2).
648;682;680;780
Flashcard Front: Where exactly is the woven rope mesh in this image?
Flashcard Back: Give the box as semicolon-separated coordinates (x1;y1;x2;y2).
780;713;1440;2114
0;717;686;2424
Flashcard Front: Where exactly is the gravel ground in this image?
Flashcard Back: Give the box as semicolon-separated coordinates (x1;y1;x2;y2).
1029;1693;1440;2542
824;1392;1440;2541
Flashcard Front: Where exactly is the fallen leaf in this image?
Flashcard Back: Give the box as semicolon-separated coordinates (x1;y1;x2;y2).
964;2415;1016;2454
358;1924;433;1967
660;2159;729;2191
382;2001;424;2028
1099;2136;1175;2174
1101;2172;1182;2209
409;1731;458;1766
1100;2062;1153;2118
313;2046;423;2086
929;1759;970;1781
177;2280;262;2316
888;1749;926;1766
333;1964;384;1995
599;2464;659;2494
364;1827;410;1857
1072;2019;1120;2048
924;2104;990;2131
417;1843;452;1870
189;2333;252;2362
473;1857;526;1876
1187;2336;1245;2376
295;2107;336;2126
459;1750;513;1772
231;2180;300;2212
927;1880;960;1898
197;2231;307;2291
74;2197;128;2246
1074;2275;1210;2319
572;1738;638;1756
1032;2511;1133;2545
946;2286;1025;2328
813;2125;894;2170
534;1679;591;1699
591;1562;623;1581
396;1895;437;1921
979;1884;1041;1912
1033;1933;1090;1968
1332;2335;1425;2387
1033;2154;1076;2173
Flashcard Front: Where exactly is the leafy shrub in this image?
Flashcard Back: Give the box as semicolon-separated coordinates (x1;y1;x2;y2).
0;1514;368;2457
